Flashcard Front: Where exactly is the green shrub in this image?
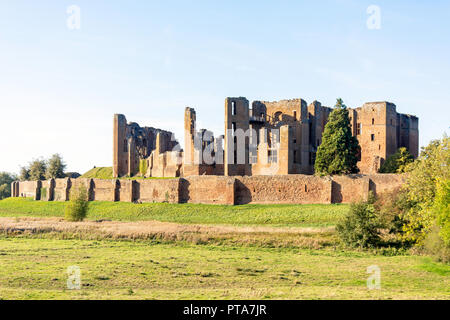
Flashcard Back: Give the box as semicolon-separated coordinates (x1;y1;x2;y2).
40;187;47;201
379;147;414;173
434;179;450;247
337;195;383;248
401;136;449;244
374;188;411;235
423;226;450;264
139;159;148;176
65;185;89;222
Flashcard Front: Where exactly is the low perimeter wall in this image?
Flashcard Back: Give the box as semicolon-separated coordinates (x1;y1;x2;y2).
11;174;406;205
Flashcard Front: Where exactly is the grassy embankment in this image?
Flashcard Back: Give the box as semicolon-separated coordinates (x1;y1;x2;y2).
80;167;174;180
0;198;348;227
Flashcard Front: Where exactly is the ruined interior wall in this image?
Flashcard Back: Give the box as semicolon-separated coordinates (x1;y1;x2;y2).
13;174;406;205
113;114;179;178
224;97;251;176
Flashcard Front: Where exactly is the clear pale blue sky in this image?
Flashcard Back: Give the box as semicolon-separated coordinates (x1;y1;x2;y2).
1;0;449;174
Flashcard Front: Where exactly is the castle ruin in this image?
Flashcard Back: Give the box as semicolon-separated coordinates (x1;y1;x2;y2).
113;98;419;178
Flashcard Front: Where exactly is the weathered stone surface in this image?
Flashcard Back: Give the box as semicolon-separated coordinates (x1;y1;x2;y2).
112;97;418;179
13;173;405;205
236;175;332;205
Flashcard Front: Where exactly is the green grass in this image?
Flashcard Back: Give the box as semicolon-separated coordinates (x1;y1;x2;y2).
0;237;448;300
80;166;175;180
0;198;348;227
81;167;113;179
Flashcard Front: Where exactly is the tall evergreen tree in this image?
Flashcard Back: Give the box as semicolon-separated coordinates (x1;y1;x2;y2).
28;159;47;181
314;98;360;175
46;154;66;179
19;166;30;181
379;147;414;173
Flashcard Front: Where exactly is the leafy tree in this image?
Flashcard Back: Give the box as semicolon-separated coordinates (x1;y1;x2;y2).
314;98;360;175
337;194;383;248
28;159;47;181
46;154;67;179
401;135;449;244
0;172;16;200
379;147;414;173
433;178;450;247
19;166;30;181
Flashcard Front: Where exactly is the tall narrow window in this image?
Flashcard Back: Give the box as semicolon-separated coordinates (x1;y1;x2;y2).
123;140;128;152
232;122;236;133
372;118;375;125
371;134;375;141
357;123;361;135
231;101;237;115
293;110;297;120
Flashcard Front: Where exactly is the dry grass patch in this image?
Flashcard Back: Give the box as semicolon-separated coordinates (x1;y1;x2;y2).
0;217;335;249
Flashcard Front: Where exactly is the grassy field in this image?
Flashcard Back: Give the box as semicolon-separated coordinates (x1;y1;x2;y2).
0;198;348;227
0;237;448;300
0;198;448;300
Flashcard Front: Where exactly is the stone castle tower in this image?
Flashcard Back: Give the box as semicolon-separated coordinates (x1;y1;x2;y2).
113;98;419;178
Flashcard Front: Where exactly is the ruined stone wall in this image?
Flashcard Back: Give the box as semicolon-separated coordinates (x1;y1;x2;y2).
235;175;332;205
331;175;370;203
18;181;40;199
12;174;406;205
351;102;419;174
54;178;70;201
113;114;178;178
224;97;251;176
116;180;134;202
135;179;180;204
181;176;235;205
69;178;93;200
91;179;116;202
368;174;406;195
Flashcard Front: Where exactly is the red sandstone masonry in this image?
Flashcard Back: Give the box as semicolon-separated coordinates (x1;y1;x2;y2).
368;174;406;196
91;179;116;202
181;176;235;205
18;181;40;200
235;175;332;205
331;175;370;203
117;180;134;202
12;174;405;205
136;179;180;204
54;178;70;201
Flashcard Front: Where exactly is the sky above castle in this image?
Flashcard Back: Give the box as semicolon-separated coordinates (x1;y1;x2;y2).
1;0;449;174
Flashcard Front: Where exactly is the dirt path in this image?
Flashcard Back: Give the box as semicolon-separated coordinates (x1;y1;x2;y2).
0;217;332;238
